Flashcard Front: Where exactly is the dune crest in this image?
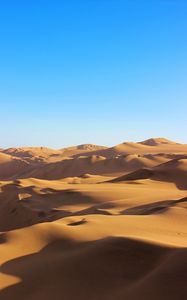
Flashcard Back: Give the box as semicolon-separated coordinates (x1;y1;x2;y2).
0;137;187;300
139;137;178;146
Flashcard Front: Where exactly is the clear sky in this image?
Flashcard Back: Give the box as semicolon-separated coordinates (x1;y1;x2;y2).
0;0;187;148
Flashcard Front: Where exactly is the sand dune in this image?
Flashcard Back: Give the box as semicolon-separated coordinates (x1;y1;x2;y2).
0;138;187;300
110;155;187;189
2;147;65;163
60;144;107;157
138;137;178;146
0;153;34;180
1;144;107;164
3;146;61;159
71;138;187;158
104;138;187;157
18;153;174;180
1;235;187;300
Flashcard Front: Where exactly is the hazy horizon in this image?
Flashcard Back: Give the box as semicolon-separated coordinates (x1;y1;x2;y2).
0;136;186;150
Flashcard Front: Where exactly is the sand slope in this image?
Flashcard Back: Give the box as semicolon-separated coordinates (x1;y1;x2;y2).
17;153;174;180
0;138;187;300
0;153;34;180
2;144;107;163
60;144;107;157
110;155;187;189
72;138;187;158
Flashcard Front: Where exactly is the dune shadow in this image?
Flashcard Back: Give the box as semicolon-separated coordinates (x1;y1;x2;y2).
152;177;187;190
105;162;187;190
68;218;87;226
0;183;100;232
121;197;187;215
0;236;179;300
71;201;117;217
1;180;186;232
76;206;112;216
23;187;98;207
0;233;7;244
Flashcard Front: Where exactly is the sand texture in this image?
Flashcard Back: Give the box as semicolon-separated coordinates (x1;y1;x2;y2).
0;138;187;300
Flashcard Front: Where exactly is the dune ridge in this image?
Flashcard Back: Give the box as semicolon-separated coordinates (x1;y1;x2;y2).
0;137;187;300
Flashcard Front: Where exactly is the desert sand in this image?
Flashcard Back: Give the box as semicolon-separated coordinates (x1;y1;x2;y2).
0;138;187;300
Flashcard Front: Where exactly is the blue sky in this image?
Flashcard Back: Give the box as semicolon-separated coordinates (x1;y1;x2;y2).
0;0;187;148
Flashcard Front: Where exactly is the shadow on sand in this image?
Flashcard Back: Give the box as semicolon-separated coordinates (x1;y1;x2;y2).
1;236;187;300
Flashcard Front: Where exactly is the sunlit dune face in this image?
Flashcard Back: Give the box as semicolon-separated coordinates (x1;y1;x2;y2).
0;139;187;300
